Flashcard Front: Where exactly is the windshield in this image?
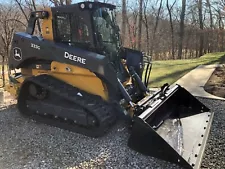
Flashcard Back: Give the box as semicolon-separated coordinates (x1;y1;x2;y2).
92;7;121;55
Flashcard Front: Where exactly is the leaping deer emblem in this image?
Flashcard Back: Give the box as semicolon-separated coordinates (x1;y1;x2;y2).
13;48;22;61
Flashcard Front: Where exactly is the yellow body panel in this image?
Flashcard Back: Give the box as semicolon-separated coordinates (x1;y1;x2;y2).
30;62;108;100
6;63;109;101
4;83;20;97
4;75;27;97
16;76;26;83
41;8;53;41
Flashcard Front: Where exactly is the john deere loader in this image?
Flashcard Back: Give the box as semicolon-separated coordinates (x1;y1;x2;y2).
6;1;214;169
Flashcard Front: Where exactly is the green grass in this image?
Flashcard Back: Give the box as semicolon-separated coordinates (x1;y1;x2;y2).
148;52;225;88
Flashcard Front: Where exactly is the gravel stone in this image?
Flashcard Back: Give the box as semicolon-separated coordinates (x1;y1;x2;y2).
0;97;224;169
199;98;225;169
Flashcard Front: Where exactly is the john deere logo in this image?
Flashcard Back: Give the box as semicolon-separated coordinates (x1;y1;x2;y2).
13;47;22;61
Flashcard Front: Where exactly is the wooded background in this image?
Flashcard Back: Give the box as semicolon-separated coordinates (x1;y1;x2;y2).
1;0;225;60
0;0;225;86
119;0;225;60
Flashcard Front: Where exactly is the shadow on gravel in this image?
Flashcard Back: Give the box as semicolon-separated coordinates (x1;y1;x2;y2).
0;107;183;169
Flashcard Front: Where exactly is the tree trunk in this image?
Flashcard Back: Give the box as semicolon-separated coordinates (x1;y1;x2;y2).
198;0;204;57
0;55;5;87
177;0;186;59
206;0;213;53
66;0;71;5
143;0;150;54
2;59;5;87
126;18;133;48
166;0;176;59
218;10;224;52
121;0;127;45
206;0;213;29
60;0;64;5
137;0;143;50
145;23;150;54
150;0;163;56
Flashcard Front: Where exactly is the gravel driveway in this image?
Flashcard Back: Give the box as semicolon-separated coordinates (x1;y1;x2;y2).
0;98;224;169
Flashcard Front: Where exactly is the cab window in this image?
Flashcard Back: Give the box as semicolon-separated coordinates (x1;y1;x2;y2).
55;13;90;48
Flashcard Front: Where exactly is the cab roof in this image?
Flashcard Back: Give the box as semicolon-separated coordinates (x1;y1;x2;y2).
52;1;116;12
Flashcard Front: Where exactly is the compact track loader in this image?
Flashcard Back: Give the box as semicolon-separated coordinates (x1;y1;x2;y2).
6;1;214;169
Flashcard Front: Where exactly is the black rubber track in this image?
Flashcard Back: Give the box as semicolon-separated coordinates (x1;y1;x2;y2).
17;74;117;137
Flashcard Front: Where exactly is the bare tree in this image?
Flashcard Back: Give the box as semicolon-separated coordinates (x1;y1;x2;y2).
143;0;150;54
121;0;127;45
215;8;224;51
137;0;143;50
206;0;213;29
177;0;186;59
197;0;204;57
150;0;163;56
126;2;139;49
166;0;176;59
5;0;225;64
14;0;29;22
0;3;24;87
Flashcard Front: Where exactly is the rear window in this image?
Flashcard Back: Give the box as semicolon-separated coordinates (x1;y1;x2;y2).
55;13;90;46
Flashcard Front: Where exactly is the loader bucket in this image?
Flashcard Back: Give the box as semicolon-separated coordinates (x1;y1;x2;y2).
128;84;214;169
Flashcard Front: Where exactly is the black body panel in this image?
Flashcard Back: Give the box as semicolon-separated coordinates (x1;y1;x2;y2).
121;48;144;77
9;32;118;90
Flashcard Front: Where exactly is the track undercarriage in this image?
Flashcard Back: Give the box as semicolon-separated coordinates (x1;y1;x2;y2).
17;74;116;137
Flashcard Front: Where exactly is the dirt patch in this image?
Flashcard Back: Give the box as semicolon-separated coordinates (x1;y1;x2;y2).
204;65;225;98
